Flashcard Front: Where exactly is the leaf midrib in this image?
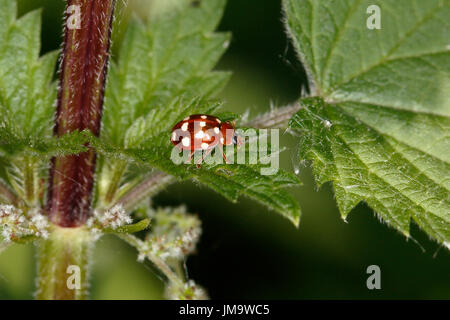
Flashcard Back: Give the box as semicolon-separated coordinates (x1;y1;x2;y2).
320;0;362;84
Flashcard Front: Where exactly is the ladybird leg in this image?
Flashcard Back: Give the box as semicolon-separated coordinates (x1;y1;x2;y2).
197;148;214;168
186;150;195;164
195;150;203;168
222;150;230;164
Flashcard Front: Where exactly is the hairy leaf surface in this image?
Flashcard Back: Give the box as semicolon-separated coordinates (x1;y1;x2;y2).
0;0;85;157
285;0;450;243
100;0;301;225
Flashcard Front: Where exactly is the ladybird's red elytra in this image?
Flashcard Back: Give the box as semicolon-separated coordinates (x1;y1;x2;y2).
171;114;241;167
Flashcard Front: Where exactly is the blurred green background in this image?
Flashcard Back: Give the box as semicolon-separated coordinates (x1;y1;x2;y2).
0;0;449;300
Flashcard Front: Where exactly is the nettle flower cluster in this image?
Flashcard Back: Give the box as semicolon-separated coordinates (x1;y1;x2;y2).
1;199;206;299
166;279;208;300
88;204;206;300
121;206;207;300
138;206;201;262
87;204;133;240
0;205;49;243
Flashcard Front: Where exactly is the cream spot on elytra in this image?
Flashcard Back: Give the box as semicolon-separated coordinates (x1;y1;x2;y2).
181;122;189;131
195;131;204;139
201;143;209;150
182;137;190;147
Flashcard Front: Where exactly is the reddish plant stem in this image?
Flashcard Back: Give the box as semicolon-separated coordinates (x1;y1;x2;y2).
47;0;116;227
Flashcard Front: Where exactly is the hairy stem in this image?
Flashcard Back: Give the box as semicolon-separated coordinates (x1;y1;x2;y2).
38;0;116;301
23;157;36;205
107;105;302;219
46;0;116;227
36;226;92;300
115;172;175;213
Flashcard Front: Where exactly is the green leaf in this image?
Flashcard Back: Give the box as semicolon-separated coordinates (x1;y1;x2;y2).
0;1;58;141
285;0;450;244
100;0;301;225
215;111;241;123
0;129;88;157
0;0;85;158
94;100;301;226
102;0;231;147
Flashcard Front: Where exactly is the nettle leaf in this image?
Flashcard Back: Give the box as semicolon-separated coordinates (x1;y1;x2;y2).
0;130;88;157
285;0;450;244
123;98;221;149
102;0;231;147
96;99;301;225
0;0;85;157
100;0;301;225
